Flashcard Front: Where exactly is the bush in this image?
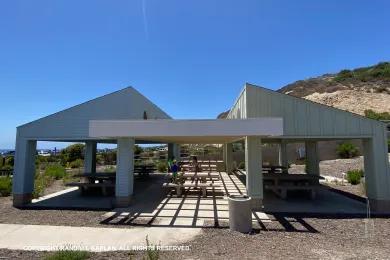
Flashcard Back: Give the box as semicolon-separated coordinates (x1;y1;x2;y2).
336;142;359;158
238;162;245;170
0;177;12;196
346;169;364;185
144;235;160;260
60;143;85;165
33;172;53;198
69;159;84;169
45;164;66;180
333;62;390;83
364;109;390;121
157;162;167;173
1;165;13;171
44;250;90;260
4;156;14;167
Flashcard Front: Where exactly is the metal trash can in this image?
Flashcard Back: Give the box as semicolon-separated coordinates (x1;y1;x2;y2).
228;195;252;233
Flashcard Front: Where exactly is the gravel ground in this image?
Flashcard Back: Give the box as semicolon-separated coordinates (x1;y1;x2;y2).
0;196;106;227
289;156;365;179
0;217;389;259
325;182;366;198
42;180;66;196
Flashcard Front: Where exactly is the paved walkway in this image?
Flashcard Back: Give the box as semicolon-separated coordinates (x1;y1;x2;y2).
0;223;201;252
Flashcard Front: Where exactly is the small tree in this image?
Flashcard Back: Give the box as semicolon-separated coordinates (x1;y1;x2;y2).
134;145;143;155
157;161;167;173
336;142;359;159
60;143;85;165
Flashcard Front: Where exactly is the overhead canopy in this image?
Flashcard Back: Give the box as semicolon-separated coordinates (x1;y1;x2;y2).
89;118;283;144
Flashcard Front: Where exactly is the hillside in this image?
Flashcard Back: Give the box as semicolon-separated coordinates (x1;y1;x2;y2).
278;62;390;115
217;62;390;118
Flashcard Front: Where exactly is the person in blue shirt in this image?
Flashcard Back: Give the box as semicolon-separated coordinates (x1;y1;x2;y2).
171;159;179;183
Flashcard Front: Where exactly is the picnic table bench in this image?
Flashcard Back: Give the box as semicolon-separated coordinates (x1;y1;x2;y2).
179;172;220;182
65;182;115;196
73;172;116;182
263;173;324;199
134;165;156;175
262;165;288;174
163;182;220;197
68;172;116;196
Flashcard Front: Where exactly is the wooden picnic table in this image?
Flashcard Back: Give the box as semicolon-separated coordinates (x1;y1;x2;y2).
134;165;156;176
263;173;324;199
262;165;288;174
73;172;116;183
263;173;323;184
176;172;220;180
67;172;115;196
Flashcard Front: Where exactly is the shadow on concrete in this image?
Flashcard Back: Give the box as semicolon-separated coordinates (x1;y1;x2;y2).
24;174;168;211
100;172;319;233
231;171;371;217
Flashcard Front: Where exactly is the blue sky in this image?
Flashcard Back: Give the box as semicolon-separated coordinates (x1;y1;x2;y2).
1;0;389;149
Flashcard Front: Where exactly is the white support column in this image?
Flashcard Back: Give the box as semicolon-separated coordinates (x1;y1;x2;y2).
225;143;233;174
245;136;263;210
168;143;181;160
278;140;288;168
168;143;174;160
305;141;320;176
84;141;97;174
115;138;135;208
173;144;181;160
13;134;37;207
363;126;390;213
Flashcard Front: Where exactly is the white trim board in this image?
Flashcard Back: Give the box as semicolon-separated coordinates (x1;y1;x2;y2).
89;118;283;143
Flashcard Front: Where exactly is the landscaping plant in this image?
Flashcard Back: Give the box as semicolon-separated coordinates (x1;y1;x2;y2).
346;169;364;185
238;162;245;170
44;250;90;260
33;172;54;198
0;176;12;196
69;159;84;169
336;142;359;159
145;235;160;260
157;161;167;173
45;164;66;180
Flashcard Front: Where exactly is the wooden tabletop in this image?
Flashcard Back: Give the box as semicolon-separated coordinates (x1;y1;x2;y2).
263;173;324;180
74;172;116;178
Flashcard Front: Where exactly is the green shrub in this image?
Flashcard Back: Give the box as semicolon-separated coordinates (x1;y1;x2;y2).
69;159;84;169
44;250;90;260
364;109;390;120
346;169;364;185
1;165;13;171
145;235;160;260
333;62;390;83
45;164;66;180
336;142;359;158
4;156;14;167
60;143;85;165
0;177;12;197
157;162;167;173
238;162;245;170
33;172;53;198
334;69;354;82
